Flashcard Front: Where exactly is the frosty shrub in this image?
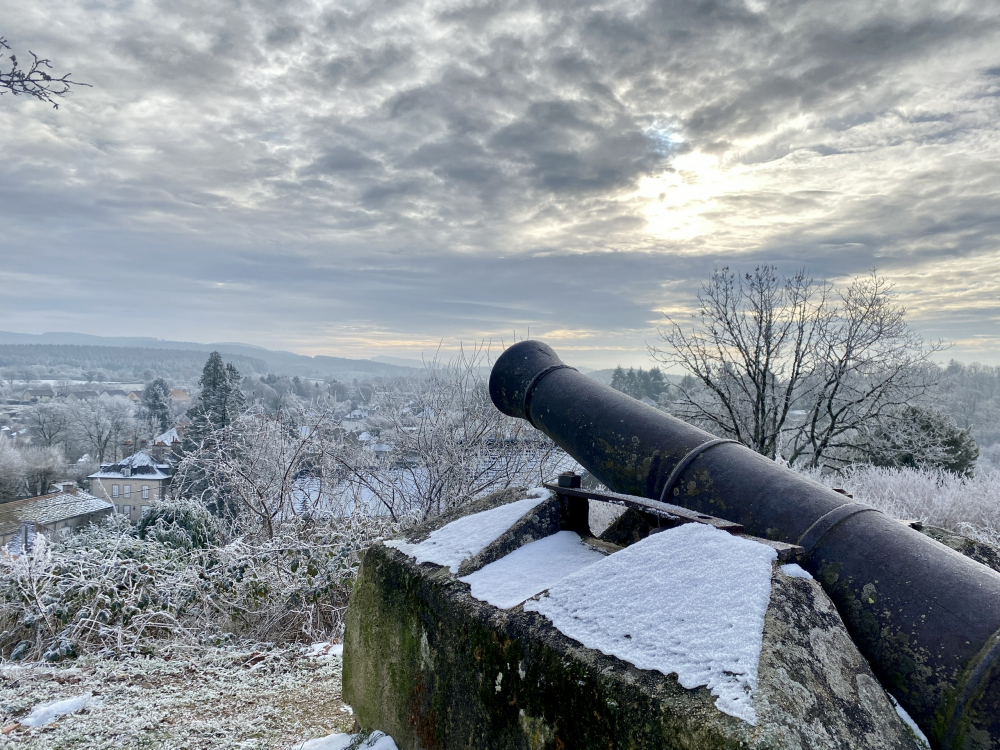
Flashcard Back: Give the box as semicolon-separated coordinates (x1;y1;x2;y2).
137;497;221;550
799;464;1000;547
330;345;564;521
172;409;350;539
0;505;399;662
857;405;978;477
173;345;564;529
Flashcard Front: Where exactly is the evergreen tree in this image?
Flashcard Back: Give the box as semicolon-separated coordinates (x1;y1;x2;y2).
862;406;979;477
610;366;668;401
142;378;173;432
183;353;246;452
181;353;247;517
224;363;247;421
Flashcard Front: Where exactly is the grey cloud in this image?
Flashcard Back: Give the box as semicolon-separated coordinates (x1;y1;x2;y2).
3;0;1000;364
267;25;303;47
301;147;383;175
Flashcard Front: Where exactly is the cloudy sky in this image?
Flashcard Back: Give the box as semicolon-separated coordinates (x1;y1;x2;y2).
2;0;1000;368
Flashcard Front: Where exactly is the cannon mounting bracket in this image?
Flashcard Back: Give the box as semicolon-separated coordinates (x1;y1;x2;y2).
543;474;805;562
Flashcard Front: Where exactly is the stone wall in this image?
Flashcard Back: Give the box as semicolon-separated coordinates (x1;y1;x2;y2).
343;489;924;750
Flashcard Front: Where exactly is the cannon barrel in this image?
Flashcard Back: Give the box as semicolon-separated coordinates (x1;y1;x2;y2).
490;340;1000;749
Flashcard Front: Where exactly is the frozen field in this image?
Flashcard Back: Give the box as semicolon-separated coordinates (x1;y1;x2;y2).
0;644;353;749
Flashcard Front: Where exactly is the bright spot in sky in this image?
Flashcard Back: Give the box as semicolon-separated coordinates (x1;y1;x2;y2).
638;151;753;244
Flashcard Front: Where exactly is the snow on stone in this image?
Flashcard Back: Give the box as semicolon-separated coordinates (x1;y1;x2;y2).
302;730;398;750
21;693;92;727
889;694;931;748
780;563;813;579
460;531;606;609
525;523;776;724
385;492;550;573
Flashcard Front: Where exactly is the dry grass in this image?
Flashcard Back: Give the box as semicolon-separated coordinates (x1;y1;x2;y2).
0;645;353;749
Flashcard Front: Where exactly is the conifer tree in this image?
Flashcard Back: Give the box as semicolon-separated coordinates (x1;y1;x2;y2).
183;353;246;452
224;363;247;422
181;353;247;517
142;378;173;432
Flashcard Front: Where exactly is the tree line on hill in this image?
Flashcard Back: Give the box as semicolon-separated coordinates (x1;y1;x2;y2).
0;344;268;383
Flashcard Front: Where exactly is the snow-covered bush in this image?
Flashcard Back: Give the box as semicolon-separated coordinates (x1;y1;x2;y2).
799;464;1000;546
0;348;563;662
0;505;399;662
173;346;563;529
137;497;221;550
330;346;563;521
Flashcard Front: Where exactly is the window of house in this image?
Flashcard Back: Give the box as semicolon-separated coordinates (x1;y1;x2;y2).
141;505;151;516
112;484;119;498
115;505;120;514
142;486;150;500
123;485;131;498
122;505;131;518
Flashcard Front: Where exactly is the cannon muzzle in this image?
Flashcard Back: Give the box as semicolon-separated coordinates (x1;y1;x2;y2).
490;339;1000;749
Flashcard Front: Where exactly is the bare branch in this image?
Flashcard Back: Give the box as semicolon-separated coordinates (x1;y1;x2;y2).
0;36;90;109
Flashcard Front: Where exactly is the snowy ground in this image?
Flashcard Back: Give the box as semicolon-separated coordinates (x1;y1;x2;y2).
0;644;355;749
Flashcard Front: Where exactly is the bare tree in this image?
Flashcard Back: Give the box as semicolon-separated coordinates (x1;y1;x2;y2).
1;37;89;108
652;266;944;469
21;445;67;496
330;346;562;521
173;346;564;533
172;410;331;540
22;401;71;447
0;440;27;503
68;396;137;463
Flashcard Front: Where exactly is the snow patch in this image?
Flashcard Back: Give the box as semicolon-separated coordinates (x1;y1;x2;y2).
21;693;92;726
889;695;930;748
302;730;398;750
460;531;606;609
307;642;344;659
780;563;813;579
525;523;776;724
385;493;550;573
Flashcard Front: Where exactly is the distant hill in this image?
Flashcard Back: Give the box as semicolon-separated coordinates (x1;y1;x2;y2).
0;344;269;382
0;332;422;382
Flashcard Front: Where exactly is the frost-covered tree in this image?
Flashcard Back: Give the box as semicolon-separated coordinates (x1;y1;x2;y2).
860;406;979;477
21;445;66;497
68;395;137;463
21;400;71;447
173;410;333;538
179;354;250;515
0;440;26;503
185;354;247;450
328;346;563;521
142;378;173;432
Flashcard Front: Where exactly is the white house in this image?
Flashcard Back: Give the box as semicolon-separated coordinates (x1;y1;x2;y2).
88;451;172;523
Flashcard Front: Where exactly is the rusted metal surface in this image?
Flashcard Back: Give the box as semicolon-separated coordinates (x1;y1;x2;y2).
490;339;1000;749
541;480;746;534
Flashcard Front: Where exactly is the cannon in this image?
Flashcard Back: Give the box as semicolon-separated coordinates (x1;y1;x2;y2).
489;340;1000;750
